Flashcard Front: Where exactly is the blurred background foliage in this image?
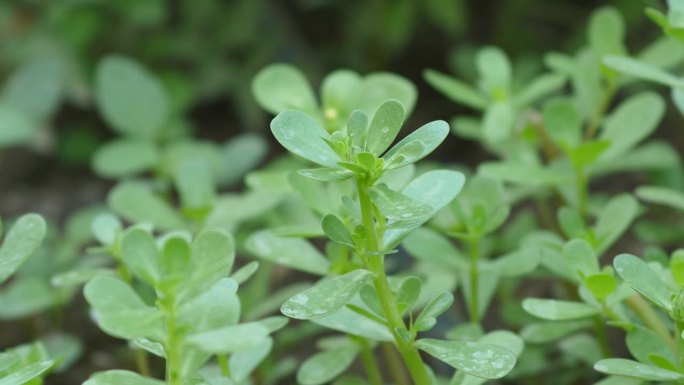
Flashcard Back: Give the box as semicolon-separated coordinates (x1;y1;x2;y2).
0;0;666;185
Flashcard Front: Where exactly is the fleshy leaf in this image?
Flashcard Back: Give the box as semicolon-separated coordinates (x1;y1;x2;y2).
594;359;683;381
271;110;340;168
252;64;318;115
366;100;405;156
186;322;269;354
613;254;672;311
296;344;359;385
424;69;487;110
92;139;159;178
0;214;46;284
281;270;372;320
108;182;186;231
383;120;450;170
83;370;166;385
245;230;329;275
415;339;516;379
522;299;599;320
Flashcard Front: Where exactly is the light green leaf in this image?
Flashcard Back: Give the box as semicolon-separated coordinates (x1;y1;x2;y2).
476;47;511;97
95;55;169;139
0;278;57;320
383;120;450;170
245;230;329;275
216;133;268;186
584;273;617;300
346;109;369;148
366;100;405;156
229;338;273;383
424;69;487;110
594;194;639;253
184;229;235;296
297;344;359;385
543;98;581;148
186;322;269;354
415;339;516;379
322;214;354;247
0;360;53;385
415;292;454;331
522;298;599;320
1;57;64;119
514;73;566;108
588;7;626;57
590;141;679;176
271;110;340;168
402;228;465;270
173;157;216;214
482;102;513;143
371;184;432;223
599;92;665;159
321;70;361;114
252;64;318;116
520;320;592;344
563;239;599;279
627;326;676;364
281;270;371;320
84;276;163;340
92;139;159;178
594;359;683;381
178;278;240;334
603;56;684;87
636;186;684;211
0;213;46;284
108;182;186;231
121;228;161;285
83;370;166;385
383;170;466;249
298;168;353;182
0;104;37;147
613;254;672;311
353;73;417;119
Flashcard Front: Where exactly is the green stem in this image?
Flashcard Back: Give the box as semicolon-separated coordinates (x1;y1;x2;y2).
135;349;150;377
356;180;431;385
574;165;588;218
382;342;410;385
626;294;675;352
593;315;613;357
218;354;231;377
162;297;182;385
468;236;480;324
354;337;383;385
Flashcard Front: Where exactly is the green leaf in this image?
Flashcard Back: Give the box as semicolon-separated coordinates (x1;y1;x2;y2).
95;55;169;139
186;322;269;354
298;168;353;182
178;278;240;335
479;162;572;186
321;70;361;115
568;140;611;168
520;320;592;344
371;184;432;223
0;104;38;147
594;359;683;381
184;229;235;296
584;273;617;300
281;270;372;320
514;73;566;108
296;344;359;385
216;133;268;186
476;47;511;97
424;69;487;110
231;261;260;285
83;370;166;385
1;56;64;119
322;215;354;247
383;120;450;170
543;98;581;148
108;182;186;231
0;360;53;385
173;158;216;214
627;326;676;364
613;254;672;311
353;73;417;119
588;7;626;58
91;139;159;178
252;64;318;116
415;339;516;379
599;92;665;159
482;102;513;143
366;100;405;156
312;305;393;341
84;276;163;340
346;109;369;148
594;194;639;254
383;170;466;249
271;110;340;168
603;56;684;87
636;186;684;211
563;239;599;279
396;276;422;314
522;299;599;320
0;214;46;284
228;338;273;383
245;230;329;275
415;292;454;330
402;228;465;270
0;278;57;320
121;228;161;285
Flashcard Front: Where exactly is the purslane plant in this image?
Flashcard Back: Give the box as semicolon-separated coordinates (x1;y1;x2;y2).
81;223;283;385
262;98;519;384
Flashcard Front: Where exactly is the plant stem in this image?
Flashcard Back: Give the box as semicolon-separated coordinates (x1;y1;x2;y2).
382;342;410;385
161;296;182;385
135;349;151;377
468;236;480;324
593;315;613;357
574;165;588;218
356;180;432;385
218;354;231;377
626;294;675;352
354;337;383;385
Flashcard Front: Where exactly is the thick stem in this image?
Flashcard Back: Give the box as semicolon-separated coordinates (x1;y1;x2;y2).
356;180;432;385
574;165;588;218
162;297;182;385
468;236;480;324
354;337;383;385
626;294;675;352
382;342;410;385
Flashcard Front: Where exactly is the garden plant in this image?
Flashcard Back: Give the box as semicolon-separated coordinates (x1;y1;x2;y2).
5;1;684;385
